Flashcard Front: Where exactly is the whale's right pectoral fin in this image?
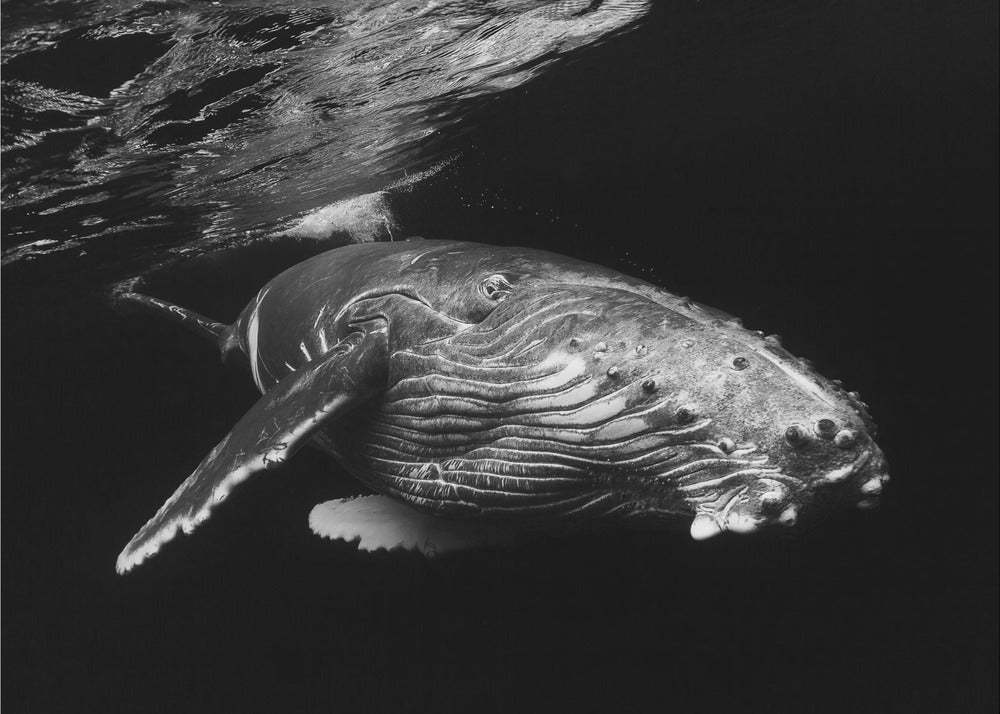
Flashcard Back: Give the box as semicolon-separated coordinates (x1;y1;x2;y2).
309;496;519;556
116;329;389;574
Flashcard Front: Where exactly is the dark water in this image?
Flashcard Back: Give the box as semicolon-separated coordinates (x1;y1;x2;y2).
3;1;997;712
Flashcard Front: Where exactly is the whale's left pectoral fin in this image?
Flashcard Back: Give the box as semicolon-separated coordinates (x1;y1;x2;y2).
309;496;519;556
116;330;388;574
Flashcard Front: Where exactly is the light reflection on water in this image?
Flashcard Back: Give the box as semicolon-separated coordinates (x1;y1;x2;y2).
2;0;649;269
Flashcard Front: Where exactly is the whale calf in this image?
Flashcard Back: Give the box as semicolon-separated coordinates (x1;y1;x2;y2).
116;239;888;572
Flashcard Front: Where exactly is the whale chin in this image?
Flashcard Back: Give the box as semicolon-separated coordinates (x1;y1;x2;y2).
680;446;891;541
811;447;891;514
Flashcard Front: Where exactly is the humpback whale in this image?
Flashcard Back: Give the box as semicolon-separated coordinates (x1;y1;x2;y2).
116;239;888;572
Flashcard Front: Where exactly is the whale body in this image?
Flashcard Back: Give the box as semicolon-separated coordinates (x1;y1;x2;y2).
116;239;888;572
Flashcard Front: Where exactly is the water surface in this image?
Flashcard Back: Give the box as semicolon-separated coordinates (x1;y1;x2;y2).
2;0;647;270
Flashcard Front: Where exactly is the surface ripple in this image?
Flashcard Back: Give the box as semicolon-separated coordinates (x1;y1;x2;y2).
1;0;649;268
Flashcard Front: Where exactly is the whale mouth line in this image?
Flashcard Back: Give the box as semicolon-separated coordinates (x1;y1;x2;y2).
815;450;874;486
676;464;784;494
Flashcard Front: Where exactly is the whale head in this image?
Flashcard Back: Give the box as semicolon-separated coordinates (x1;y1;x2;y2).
614;321;890;539
374;251;889;540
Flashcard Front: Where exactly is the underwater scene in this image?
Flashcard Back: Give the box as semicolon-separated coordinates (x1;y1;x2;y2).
3;1;997;711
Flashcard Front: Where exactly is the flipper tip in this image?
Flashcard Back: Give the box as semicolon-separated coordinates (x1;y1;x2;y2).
116;525;176;575
115;506;212;574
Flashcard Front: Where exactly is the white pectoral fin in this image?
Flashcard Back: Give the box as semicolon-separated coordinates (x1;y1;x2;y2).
308;496;518;556
116;331;388;574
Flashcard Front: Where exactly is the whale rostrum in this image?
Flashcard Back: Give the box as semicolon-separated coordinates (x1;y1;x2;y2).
115;239;888;573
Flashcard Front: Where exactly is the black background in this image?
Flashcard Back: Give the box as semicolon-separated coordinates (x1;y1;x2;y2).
3;2;997;712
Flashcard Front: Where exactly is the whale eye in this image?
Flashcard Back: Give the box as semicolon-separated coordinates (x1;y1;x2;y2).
479;274;513;301
731;356;749;371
